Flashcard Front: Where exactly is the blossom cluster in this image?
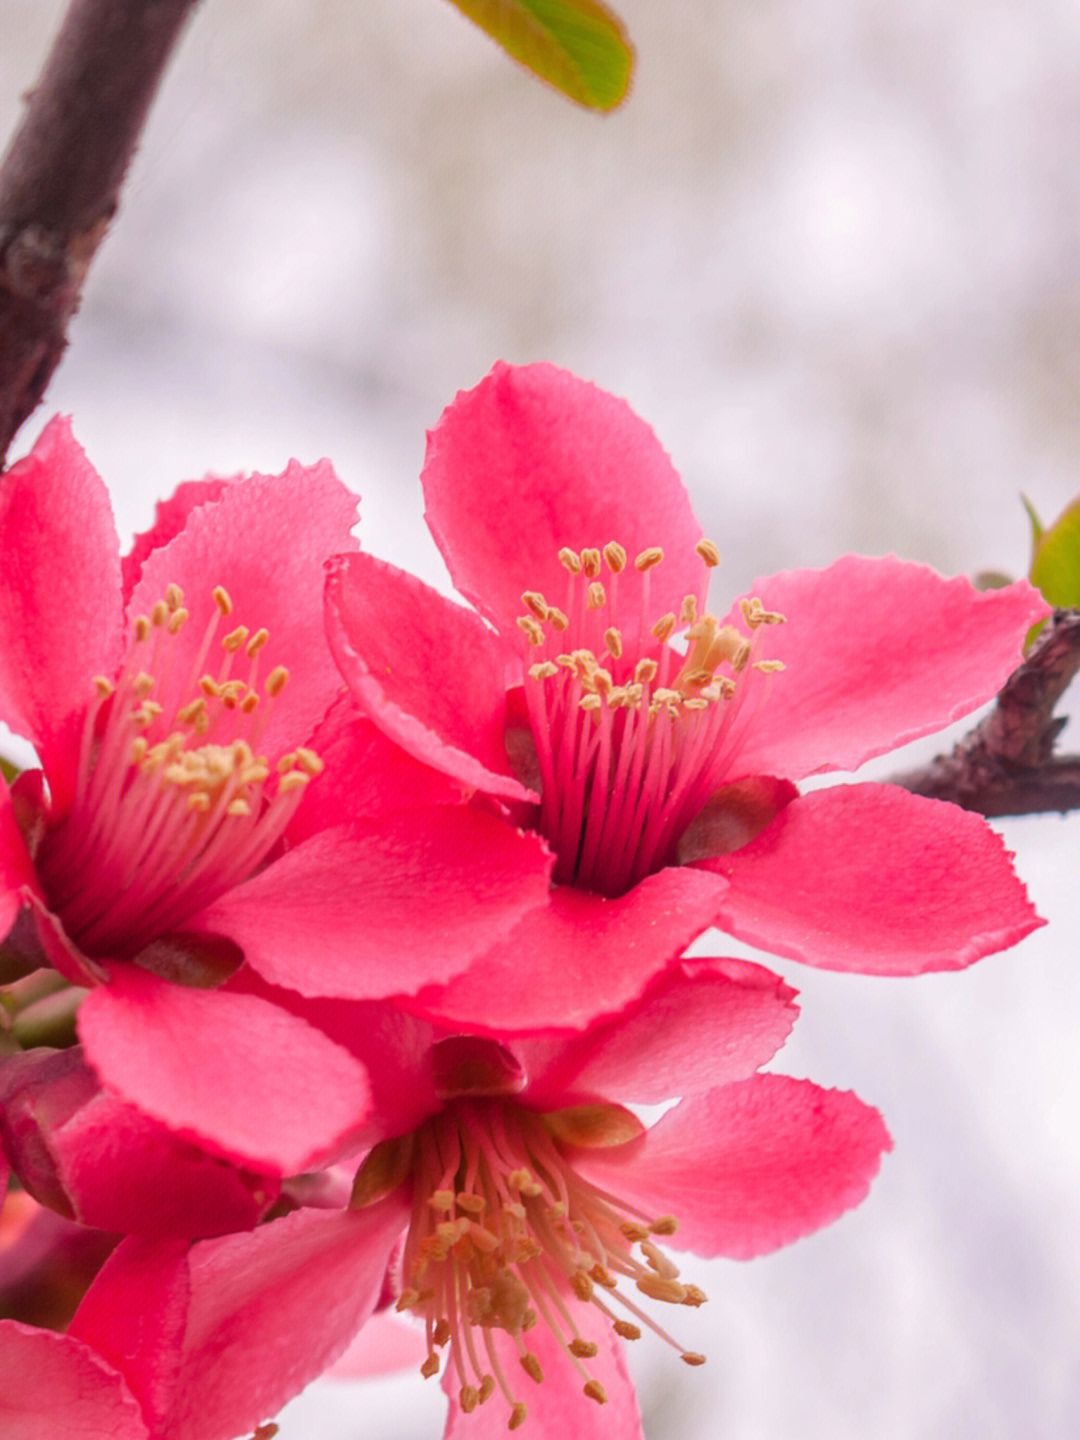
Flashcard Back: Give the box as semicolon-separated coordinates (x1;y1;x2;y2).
0;364;1045;1438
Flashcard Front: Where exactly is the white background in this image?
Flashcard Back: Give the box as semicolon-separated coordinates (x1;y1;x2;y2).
3;2;1079;1436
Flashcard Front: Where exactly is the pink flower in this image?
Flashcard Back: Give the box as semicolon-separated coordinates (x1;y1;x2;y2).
22;959;890;1440
325;362;1046;1031
0;420;552;1177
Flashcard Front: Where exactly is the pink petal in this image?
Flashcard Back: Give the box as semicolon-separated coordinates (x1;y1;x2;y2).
0;779;38;943
121;477;234;602
325;551;532;801
249;989;442;1143
288;697;465;840
0;419;124;811
75;1201;406;1440
442;1306;641;1440
169;1200;406;1440
68;1236;191;1437
576;1074;891;1259
200;810;553;1000
77;970;373;1173
0;1321;148;1439
127;458;359;758
521;958;798;1107
423;363;706;645
408;865;724;1035
324;1311;427;1378
719;557;1047;779
50;1088;277;1238
708;783;1043;974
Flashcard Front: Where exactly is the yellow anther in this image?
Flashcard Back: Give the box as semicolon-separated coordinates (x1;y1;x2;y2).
459;1385;479;1414
641;1241;680;1278
696;538;721;567
167;608;188;634
468;1223;500;1254
509;1402;528;1430
432;1319;451;1347
620;1221;650;1242
420;1354;440;1379
651;1216;678;1236
521;591;549;621
529;661;559;681
753;659;786;673
133;616;151;643
547;606;569;631
679;594;698;625
428;1189;456;1213
478;1376;495;1403
516;615;545;645
395;1287;420;1312
613;1320;641;1340
681;1285;707;1307
93;676;115;697
636;1275;688;1304
569;1339;598;1359
133;673;155;697
589;1264;617;1289
213;586;233;616
558;547;582;573
603;541;627;572
223;626;249;652
581;548;601;578
651;613;677;642
295;747;324;776
634;546;664;571
240;693;259;714
456;1192;486;1215
246;628;269;657
200;676;221;698
508;1169;542;1197
682;1352;706;1367
570;1271;593;1302
586;581;606;610
583;1380;607;1405
278;772;308;794
264;666;289;697
150;600;169;627
740;597;786;627
165;584;184;610
129;737;148;764
604;627;623;658
580;694;602;712
186;793;210;812
520;1353;544;1384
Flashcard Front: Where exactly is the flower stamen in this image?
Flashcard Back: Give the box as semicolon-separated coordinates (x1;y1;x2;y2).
34;585;321;957
517;542;786;894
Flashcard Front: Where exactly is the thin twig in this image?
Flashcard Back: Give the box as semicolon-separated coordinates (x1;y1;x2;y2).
0;0;202;464
894;608;1080;817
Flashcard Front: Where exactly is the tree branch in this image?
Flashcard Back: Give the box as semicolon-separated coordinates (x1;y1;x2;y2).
0;0;202;465
894;608;1080;816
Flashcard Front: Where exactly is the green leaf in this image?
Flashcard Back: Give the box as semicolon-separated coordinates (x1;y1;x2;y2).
446;0;634;110
1021;494;1044;555
1030;496;1080;608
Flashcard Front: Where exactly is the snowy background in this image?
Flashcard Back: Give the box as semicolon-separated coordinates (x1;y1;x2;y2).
3;1;1079;1436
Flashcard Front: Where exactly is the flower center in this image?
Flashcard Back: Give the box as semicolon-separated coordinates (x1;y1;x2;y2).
516;542;785;896
35;584;322;957
355;1097;705;1429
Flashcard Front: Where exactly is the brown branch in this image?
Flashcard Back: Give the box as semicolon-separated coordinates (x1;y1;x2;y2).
0;0;202;465
894;608;1080;816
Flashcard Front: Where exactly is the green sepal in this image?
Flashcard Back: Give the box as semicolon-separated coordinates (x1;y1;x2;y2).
1029;496;1080;608
446;0;634;110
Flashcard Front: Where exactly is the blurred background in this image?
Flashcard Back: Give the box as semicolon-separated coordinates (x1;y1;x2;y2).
3;1;1079;1435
